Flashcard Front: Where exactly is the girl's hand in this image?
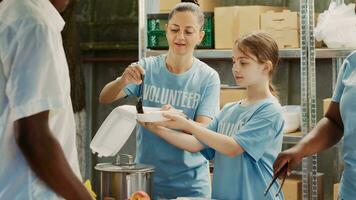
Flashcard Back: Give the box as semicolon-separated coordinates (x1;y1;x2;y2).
138;121;167;134
121;62;145;85
153;112;191;132
161;104;187;118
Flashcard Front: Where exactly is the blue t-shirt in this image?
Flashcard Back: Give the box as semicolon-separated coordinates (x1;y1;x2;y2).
124;55;220;199
332;51;356;200
201;97;285;200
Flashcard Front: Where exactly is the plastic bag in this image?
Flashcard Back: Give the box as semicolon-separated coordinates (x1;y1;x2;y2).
315;2;356;48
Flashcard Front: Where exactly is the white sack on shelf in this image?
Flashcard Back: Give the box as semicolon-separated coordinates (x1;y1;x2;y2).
315;2;356;48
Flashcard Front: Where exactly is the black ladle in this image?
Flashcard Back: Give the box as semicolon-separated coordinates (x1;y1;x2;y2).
136;74;144;114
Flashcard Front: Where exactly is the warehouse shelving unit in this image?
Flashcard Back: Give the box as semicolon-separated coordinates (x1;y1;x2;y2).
146;48;354;59
138;0;348;199
299;0;318;198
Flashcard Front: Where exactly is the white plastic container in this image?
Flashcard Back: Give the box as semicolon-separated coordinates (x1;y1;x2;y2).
136;107;171;122
282;105;301;134
90;105;137;157
90;105;182;157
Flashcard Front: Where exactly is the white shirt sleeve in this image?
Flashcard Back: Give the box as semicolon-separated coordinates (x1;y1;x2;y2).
5;23;67;121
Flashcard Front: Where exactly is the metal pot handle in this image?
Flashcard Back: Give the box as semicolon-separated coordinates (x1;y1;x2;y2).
115;154;134;165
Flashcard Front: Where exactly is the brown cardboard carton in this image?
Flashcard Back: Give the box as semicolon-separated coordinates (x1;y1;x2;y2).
160;0;219;13
315;40;324;48
159;0;180;12
266;29;299;48
282;173;324;200
214;6;239;49
333;183;340;200
220;88;247;108
261;11;319;30
282;177;302;200
284;131;302;136
261;10;299;30
323;98;332;115
214;6;283;49
196;0;219;12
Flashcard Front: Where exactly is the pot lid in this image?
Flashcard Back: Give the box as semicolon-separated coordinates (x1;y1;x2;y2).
94;162;155;173
94;154;154;173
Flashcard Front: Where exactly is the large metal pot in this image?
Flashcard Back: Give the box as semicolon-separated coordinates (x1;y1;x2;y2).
95;154;155;200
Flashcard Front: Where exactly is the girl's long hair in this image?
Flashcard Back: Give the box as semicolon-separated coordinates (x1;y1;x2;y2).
235;31;280;97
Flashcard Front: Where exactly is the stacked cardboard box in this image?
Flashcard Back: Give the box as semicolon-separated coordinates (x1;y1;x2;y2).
261;10;299;48
159;0;179;12
159;0;219;13
282;176;302;200
220;88;247;108
282;172;324;200
323;98;332;115
333;183;340;200
214;6;283;49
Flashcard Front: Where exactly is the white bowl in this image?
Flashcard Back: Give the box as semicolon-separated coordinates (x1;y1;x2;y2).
282;105;301;134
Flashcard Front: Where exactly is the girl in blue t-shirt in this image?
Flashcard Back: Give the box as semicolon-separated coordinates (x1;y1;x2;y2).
99;2;220;199
143;31;285;200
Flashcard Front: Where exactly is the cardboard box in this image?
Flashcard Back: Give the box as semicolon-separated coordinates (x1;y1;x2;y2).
282;177;302;200
196;0;219;12
220;88;247;108
261;10;299;30
333;183;340;200
315;40;324;48
214;6;284;49
214;7;238;49
160;0;219;13
284;131;302;136
323;98;332;115
282;173;324;200
266;29;299;48
260;11;323;48
160;0;180;12
261;11;320;30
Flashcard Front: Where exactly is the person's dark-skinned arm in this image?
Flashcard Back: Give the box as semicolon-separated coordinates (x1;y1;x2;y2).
273;101;344;175
14;111;92;200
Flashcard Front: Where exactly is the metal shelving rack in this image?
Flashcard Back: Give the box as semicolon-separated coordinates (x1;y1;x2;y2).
146;48;353;59
138;0;348;199
300;0;318;199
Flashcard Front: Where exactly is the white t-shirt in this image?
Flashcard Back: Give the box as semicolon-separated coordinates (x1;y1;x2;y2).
0;0;81;199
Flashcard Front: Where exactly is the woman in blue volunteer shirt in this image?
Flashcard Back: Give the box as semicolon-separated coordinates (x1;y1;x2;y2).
274;51;356;200
143;32;285;200
99;2;220;199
